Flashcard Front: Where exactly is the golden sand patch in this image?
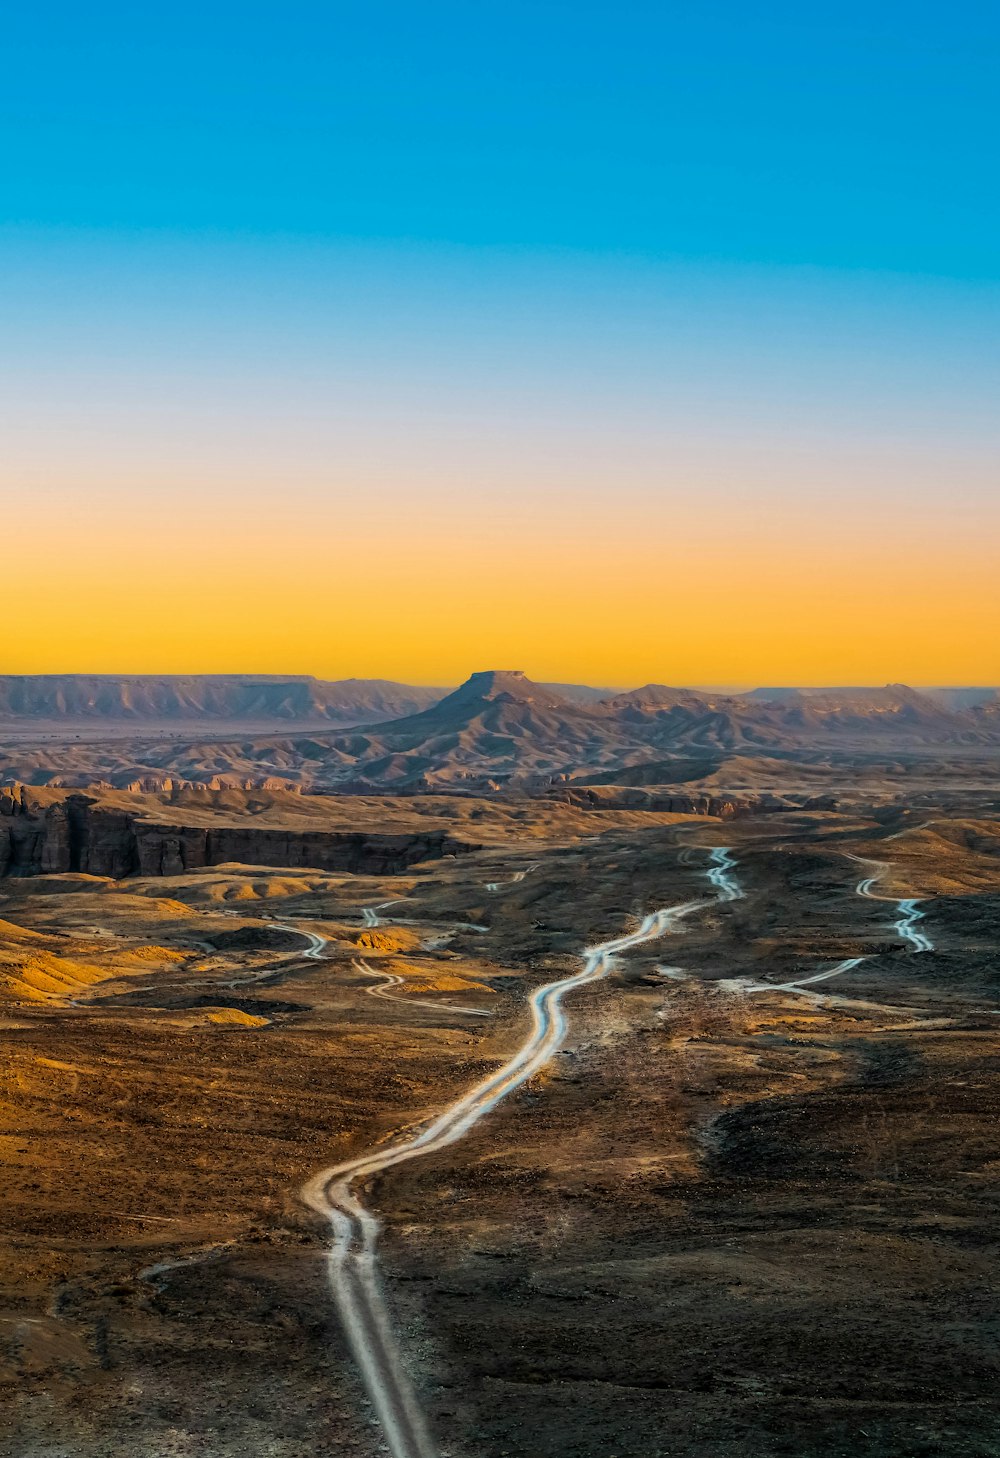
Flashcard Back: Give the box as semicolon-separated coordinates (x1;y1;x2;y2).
203;1007;270;1027
354;928;420;953
856;823;1000;896
0;940;187;1004
245;876;330;899
382;959;493;996
86;892;196;920
224;883;260;901
0;951;109;1003
0;918;43;944
199;1007;271;1029
154;870;345;905
133;1005;271;1029
110;945;187;965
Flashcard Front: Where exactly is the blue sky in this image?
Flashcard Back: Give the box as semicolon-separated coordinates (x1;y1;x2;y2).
4;1;999;275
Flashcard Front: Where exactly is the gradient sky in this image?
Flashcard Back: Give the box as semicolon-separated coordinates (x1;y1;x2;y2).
3;2;998;685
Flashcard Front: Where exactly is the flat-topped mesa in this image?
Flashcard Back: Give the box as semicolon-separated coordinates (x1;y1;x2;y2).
0;674;446;724
457;669;530;697
443;670;572;709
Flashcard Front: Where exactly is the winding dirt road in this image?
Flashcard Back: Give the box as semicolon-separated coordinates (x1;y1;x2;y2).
362;901;402;928
302;860;732;1458
706;846;744;902
353;957;492;1018
722;955;870;1004
485;861;539;894
894;898;933;952
272;924;328;959
724;849;936;1010
849;855;934;953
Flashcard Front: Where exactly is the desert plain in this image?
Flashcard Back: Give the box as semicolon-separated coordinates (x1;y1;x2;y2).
0;673;999;1457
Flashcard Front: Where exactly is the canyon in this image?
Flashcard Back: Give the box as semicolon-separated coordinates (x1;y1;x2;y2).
1;672;999;1458
2;799;999;1458
0;783;826;883
0;786;481;879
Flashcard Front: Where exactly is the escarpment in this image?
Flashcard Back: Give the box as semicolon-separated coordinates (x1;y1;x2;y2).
0;786;478;879
545;785;838;815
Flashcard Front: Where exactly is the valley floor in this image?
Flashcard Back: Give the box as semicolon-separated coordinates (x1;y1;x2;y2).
0;804;998;1456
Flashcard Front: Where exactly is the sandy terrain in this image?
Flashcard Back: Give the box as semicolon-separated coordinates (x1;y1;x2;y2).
0;800;998;1455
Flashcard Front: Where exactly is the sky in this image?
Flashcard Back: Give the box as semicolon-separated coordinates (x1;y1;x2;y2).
3;1;998;686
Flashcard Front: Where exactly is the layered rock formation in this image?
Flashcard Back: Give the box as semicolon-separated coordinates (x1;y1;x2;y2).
0;787;477;879
0;674;446;724
547;785;837;815
0;786;71;875
2;671;999;795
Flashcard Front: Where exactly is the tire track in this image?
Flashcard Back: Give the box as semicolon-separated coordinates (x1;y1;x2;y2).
302;853;735;1458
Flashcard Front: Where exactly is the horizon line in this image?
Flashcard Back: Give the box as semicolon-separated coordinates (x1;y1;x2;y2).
0;670;996;693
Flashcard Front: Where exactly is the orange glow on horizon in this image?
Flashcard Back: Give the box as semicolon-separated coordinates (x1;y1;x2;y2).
9;480;998;686
6;230;999;690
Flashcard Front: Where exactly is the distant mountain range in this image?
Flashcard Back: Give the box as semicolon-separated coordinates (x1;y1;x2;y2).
304;672;1000;789
0;673;616;725
2;669;997;792
1;672;994;724
0;674;445;725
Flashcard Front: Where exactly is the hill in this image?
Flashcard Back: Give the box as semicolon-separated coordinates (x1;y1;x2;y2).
0;674;445;726
1;671;998;793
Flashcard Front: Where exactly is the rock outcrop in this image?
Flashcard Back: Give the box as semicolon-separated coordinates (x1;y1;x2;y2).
546;785;838;815
0;786;72;875
0;788;478;880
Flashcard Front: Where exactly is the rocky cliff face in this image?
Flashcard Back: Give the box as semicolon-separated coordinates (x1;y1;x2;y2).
129;824;473;878
0;788;477;879
0;786;71;875
547;786;838;815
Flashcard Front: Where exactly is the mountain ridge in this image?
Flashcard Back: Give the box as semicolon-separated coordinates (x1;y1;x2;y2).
0;674;446;724
1;670;998;792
